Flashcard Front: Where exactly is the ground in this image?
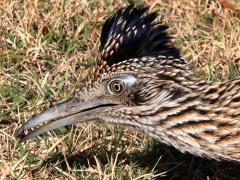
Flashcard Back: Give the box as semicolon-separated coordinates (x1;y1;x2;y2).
0;0;240;179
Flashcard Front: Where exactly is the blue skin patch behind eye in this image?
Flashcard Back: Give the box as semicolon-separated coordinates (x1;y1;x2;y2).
123;75;137;85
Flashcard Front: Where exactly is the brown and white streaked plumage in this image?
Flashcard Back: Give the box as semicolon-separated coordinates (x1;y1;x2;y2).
16;4;240;163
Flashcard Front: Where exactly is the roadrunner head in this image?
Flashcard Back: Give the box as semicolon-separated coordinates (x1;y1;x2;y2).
16;4;240;163
17;4;182;141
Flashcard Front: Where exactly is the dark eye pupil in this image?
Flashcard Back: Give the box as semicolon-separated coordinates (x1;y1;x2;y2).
114;84;121;91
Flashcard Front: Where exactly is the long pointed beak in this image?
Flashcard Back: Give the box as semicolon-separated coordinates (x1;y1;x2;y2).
16;98;114;142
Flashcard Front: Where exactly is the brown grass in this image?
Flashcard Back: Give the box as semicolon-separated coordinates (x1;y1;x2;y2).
0;0;240;179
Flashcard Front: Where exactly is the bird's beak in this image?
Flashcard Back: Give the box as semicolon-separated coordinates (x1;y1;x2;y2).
16;98;114;143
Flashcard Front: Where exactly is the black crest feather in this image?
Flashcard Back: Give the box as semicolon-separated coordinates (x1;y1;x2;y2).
99;4;180;66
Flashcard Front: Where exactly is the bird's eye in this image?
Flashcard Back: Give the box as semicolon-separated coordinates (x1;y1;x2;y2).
109;80;125;94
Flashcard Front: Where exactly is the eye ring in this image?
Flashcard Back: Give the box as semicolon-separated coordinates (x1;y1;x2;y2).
109;80;125;94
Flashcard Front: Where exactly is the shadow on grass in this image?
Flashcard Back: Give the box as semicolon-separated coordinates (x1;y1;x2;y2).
38;139;240;180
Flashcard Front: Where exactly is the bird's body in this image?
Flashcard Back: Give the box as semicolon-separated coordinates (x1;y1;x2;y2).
16;4;240;163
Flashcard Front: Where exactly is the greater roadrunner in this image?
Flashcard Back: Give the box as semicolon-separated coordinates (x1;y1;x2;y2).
16;4;240;163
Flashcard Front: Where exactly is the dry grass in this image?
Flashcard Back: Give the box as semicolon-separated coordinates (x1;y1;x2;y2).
0;0;240;179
